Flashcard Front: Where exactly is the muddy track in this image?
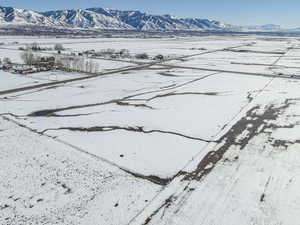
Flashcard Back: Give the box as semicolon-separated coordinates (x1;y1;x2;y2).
145;91;224;102
133;99;297;225
142;195;175;225
182;100;295;181
27;99;154;117
40;125;218;143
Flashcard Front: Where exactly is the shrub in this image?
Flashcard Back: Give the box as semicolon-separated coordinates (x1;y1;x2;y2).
3;57;12;64
54;43;64;51
135;53;149;59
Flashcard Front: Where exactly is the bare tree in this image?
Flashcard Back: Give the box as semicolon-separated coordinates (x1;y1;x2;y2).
84;59;98;74
3;57;12;65
73;57;85;72
54;43;64;51
135;53;149;59
29;42;41;51
69;56;81;72
85;60;91;73
120;49;130;58
21;49;35;65
54;55;98;74
93;62;99;73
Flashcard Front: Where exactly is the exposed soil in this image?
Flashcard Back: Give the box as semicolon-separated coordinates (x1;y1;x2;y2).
182;99;295;182
41;125;216;143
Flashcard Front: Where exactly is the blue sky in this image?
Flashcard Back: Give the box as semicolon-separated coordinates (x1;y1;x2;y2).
1;0;300;28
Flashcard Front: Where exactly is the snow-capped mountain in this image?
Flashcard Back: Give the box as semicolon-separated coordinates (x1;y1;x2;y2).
0;6;250;32
180;18;228;30
0;6;67;26
88;8;230;31
99;9;191;30
42;9;133;29
0;6;232;31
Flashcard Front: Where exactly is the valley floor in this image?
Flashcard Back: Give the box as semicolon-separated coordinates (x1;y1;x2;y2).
1;35;300;225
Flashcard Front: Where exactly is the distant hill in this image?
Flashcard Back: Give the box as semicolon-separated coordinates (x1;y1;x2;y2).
241;24;282;31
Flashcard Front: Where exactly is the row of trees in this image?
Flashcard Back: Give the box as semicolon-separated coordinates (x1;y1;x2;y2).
93;48;130;58
20;49;99;74
55;56;99;73
21;49;35;65
19;43;64;52
91;48;165;61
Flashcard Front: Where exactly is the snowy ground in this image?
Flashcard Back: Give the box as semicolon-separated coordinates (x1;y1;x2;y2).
1;35;300;225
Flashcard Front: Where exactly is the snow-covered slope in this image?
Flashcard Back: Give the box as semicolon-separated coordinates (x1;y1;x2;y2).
0;6;67;26
42;9;133;29
89;8;230;31
101;10;190;31
0;6;296;32
0;5;233;31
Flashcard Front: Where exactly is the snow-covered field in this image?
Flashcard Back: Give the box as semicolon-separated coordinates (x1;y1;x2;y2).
1;35;300;225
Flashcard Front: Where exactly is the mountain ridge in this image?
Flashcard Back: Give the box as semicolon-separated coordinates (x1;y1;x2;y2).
0;6;291;32
0;6;232;31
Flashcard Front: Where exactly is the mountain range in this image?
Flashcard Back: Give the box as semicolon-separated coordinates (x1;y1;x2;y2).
0;6;292;32
0;6;233;31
